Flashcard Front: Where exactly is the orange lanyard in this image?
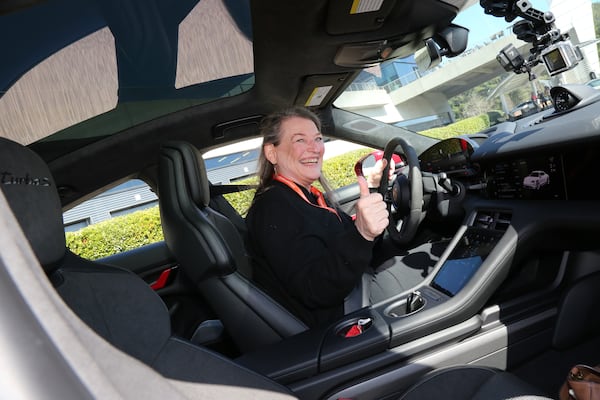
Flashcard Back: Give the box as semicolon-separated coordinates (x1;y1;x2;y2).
273;174;340;221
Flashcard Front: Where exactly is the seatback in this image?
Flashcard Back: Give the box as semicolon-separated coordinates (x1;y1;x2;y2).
158;141;308;353
0;137;295;397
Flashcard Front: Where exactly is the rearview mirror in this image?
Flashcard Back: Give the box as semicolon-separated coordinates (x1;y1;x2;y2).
436;24;469;57
415;24;469;73
415;39;442;72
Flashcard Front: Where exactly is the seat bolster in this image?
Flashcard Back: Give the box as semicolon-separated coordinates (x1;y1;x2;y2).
153;336;296;399
553;272;600;350
53;252;172;366
398;366;552;400
221;273;308;337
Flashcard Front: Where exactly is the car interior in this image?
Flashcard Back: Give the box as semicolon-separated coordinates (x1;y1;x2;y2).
3;0;600;399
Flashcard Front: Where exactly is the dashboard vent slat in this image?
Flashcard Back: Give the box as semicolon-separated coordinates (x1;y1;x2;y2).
473;210;512;232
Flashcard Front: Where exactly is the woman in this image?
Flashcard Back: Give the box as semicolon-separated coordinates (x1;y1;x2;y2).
245;106;392;328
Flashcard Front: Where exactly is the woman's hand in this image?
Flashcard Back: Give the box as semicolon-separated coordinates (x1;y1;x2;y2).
354;176;389;241
367;158;395;189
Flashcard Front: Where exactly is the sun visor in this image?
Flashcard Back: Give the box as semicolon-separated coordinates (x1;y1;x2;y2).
327;0;459;68
295;74;350;108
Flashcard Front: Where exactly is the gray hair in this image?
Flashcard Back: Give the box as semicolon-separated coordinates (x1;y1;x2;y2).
254;106;336;203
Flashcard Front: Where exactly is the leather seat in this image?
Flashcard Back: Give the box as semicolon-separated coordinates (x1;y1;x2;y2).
0;136;294;396
158;140;308;354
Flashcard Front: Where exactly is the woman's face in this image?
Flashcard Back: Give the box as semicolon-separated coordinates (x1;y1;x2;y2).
264;116;324;188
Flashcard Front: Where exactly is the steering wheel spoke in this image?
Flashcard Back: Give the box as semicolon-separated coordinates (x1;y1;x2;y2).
379;137;424;245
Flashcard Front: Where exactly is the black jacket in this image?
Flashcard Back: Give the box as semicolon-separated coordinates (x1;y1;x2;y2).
245;180;374;328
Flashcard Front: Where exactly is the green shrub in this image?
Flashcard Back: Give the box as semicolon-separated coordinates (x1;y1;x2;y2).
322;148;374;188
66;206;163;260
223;176;258;217
420;114;490;139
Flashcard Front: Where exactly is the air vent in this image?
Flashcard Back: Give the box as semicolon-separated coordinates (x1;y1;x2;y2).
473;210;512;231
495;212;512;231
530;115;547;126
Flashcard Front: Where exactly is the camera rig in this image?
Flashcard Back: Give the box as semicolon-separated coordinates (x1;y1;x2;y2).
480;0;583;79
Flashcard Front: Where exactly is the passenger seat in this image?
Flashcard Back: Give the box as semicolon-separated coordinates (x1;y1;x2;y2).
0;136;295;397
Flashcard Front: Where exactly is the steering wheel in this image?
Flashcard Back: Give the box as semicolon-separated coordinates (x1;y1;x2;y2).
378;137;424;245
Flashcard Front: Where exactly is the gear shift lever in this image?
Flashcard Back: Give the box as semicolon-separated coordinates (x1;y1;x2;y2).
406;290;424;314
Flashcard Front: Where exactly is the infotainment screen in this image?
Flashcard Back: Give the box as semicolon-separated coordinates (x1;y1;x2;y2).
431;256;482;296
431;226;505;296
485;154;565;200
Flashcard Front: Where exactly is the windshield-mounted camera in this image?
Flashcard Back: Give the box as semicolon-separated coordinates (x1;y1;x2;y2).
540;40;581;75
481;0;583;79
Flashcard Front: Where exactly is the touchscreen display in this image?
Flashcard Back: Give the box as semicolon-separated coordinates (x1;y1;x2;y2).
485;155;564;200
431;256;482;296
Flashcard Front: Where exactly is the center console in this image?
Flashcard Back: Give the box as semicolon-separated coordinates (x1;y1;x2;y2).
236;209;514;388
430;210;511;297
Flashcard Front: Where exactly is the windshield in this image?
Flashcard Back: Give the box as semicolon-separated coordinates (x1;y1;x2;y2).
334;0;599;136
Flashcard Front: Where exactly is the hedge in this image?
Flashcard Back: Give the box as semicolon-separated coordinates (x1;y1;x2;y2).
66;206;163;260
420;114;490;139
66;114;491;260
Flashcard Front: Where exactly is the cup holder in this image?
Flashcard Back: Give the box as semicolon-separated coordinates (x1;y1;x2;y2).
336;317;373;338
385;291;426;318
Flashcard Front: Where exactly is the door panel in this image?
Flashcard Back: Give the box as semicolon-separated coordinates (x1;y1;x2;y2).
98;241;218;340
334;183;361;216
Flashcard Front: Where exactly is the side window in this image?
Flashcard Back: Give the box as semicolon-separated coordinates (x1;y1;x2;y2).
203;138;261;218
202;138;373;217
321;140;373;191
64;179;162;260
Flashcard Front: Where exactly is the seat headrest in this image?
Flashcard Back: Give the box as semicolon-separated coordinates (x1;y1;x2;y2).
161;141;210;208
159;140;240;282
0;137;66;269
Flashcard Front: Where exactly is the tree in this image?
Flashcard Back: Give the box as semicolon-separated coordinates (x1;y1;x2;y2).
449;77;503;119
464;94;494;117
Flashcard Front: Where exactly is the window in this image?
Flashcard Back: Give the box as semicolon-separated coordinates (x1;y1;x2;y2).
64;219;90;233
203;137;373;217
63;179;162;260
0;27;117;145
1;0;255;157
176;0;253;89
110;201;159;218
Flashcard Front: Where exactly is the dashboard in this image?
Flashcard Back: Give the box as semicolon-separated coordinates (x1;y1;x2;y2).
418;84;600;203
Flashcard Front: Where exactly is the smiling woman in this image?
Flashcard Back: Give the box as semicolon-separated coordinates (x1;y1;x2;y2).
246;107;389;327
